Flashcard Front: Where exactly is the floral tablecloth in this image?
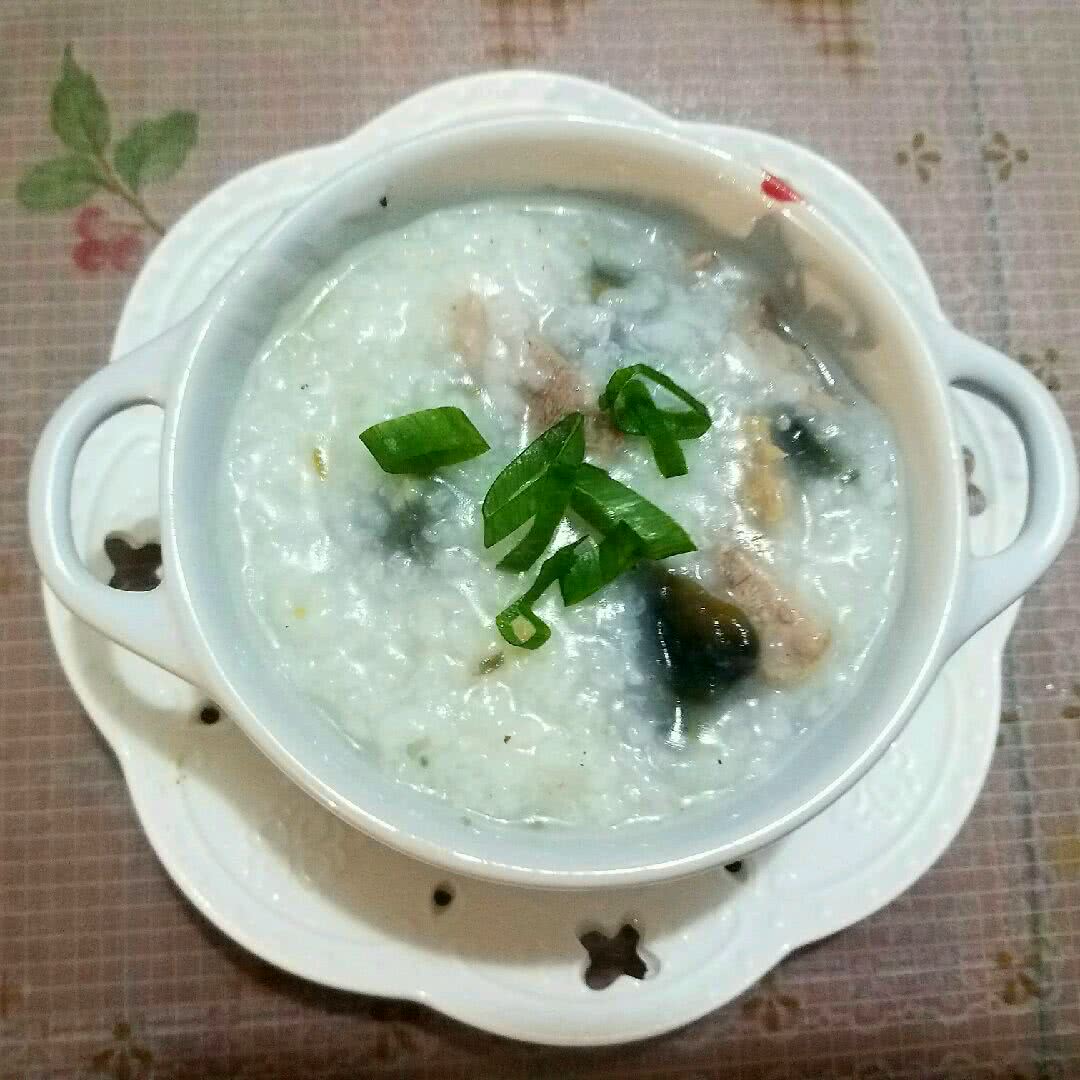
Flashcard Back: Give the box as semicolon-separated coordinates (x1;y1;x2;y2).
2;2;1078;1077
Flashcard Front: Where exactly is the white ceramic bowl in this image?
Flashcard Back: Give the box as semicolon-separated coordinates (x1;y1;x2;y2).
29;116;1078;888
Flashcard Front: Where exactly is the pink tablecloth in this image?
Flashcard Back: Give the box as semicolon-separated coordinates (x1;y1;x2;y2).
1;2;1078;1076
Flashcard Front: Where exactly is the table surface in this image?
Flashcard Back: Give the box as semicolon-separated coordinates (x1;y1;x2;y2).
2;2;1078;1077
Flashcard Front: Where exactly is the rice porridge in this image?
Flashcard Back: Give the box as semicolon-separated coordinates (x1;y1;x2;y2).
219;195;905;828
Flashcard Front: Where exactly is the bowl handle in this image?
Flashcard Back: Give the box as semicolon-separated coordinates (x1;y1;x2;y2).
935;323;1078;652
28;321;202;684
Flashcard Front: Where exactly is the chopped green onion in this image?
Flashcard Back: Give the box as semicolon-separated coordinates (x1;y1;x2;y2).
496;463;577;572
598;364;711;477
569;464;696;561
615;378;689;477
599;365;711;438
497;524;651;649
482;412;585;563
559;522;646;606
360;406;489;475
496;540;586;650
485;407;698;649
495;468;695;649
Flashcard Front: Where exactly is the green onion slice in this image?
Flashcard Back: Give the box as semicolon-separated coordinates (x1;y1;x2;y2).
569;464;696;561
497;523;651;649
598;364;711;477
489;410;699;649
495;540;586;650
482;412;585;556
599;364;711;437
558;522;646;606
495;462;577;572
495;468;695;649
360;406;489;475
615;378;689;478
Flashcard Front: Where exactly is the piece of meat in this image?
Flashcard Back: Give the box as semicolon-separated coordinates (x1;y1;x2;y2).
712;546;830;685
449;292;491;383
523;336;586;434
740;414;788;526
447;300;618;455
523;335;621;456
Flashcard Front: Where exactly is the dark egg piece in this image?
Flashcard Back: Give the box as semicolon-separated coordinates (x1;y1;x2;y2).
648;571;759;703
770;409;857;483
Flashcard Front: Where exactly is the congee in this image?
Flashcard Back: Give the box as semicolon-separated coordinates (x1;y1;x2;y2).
219;195;905;827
